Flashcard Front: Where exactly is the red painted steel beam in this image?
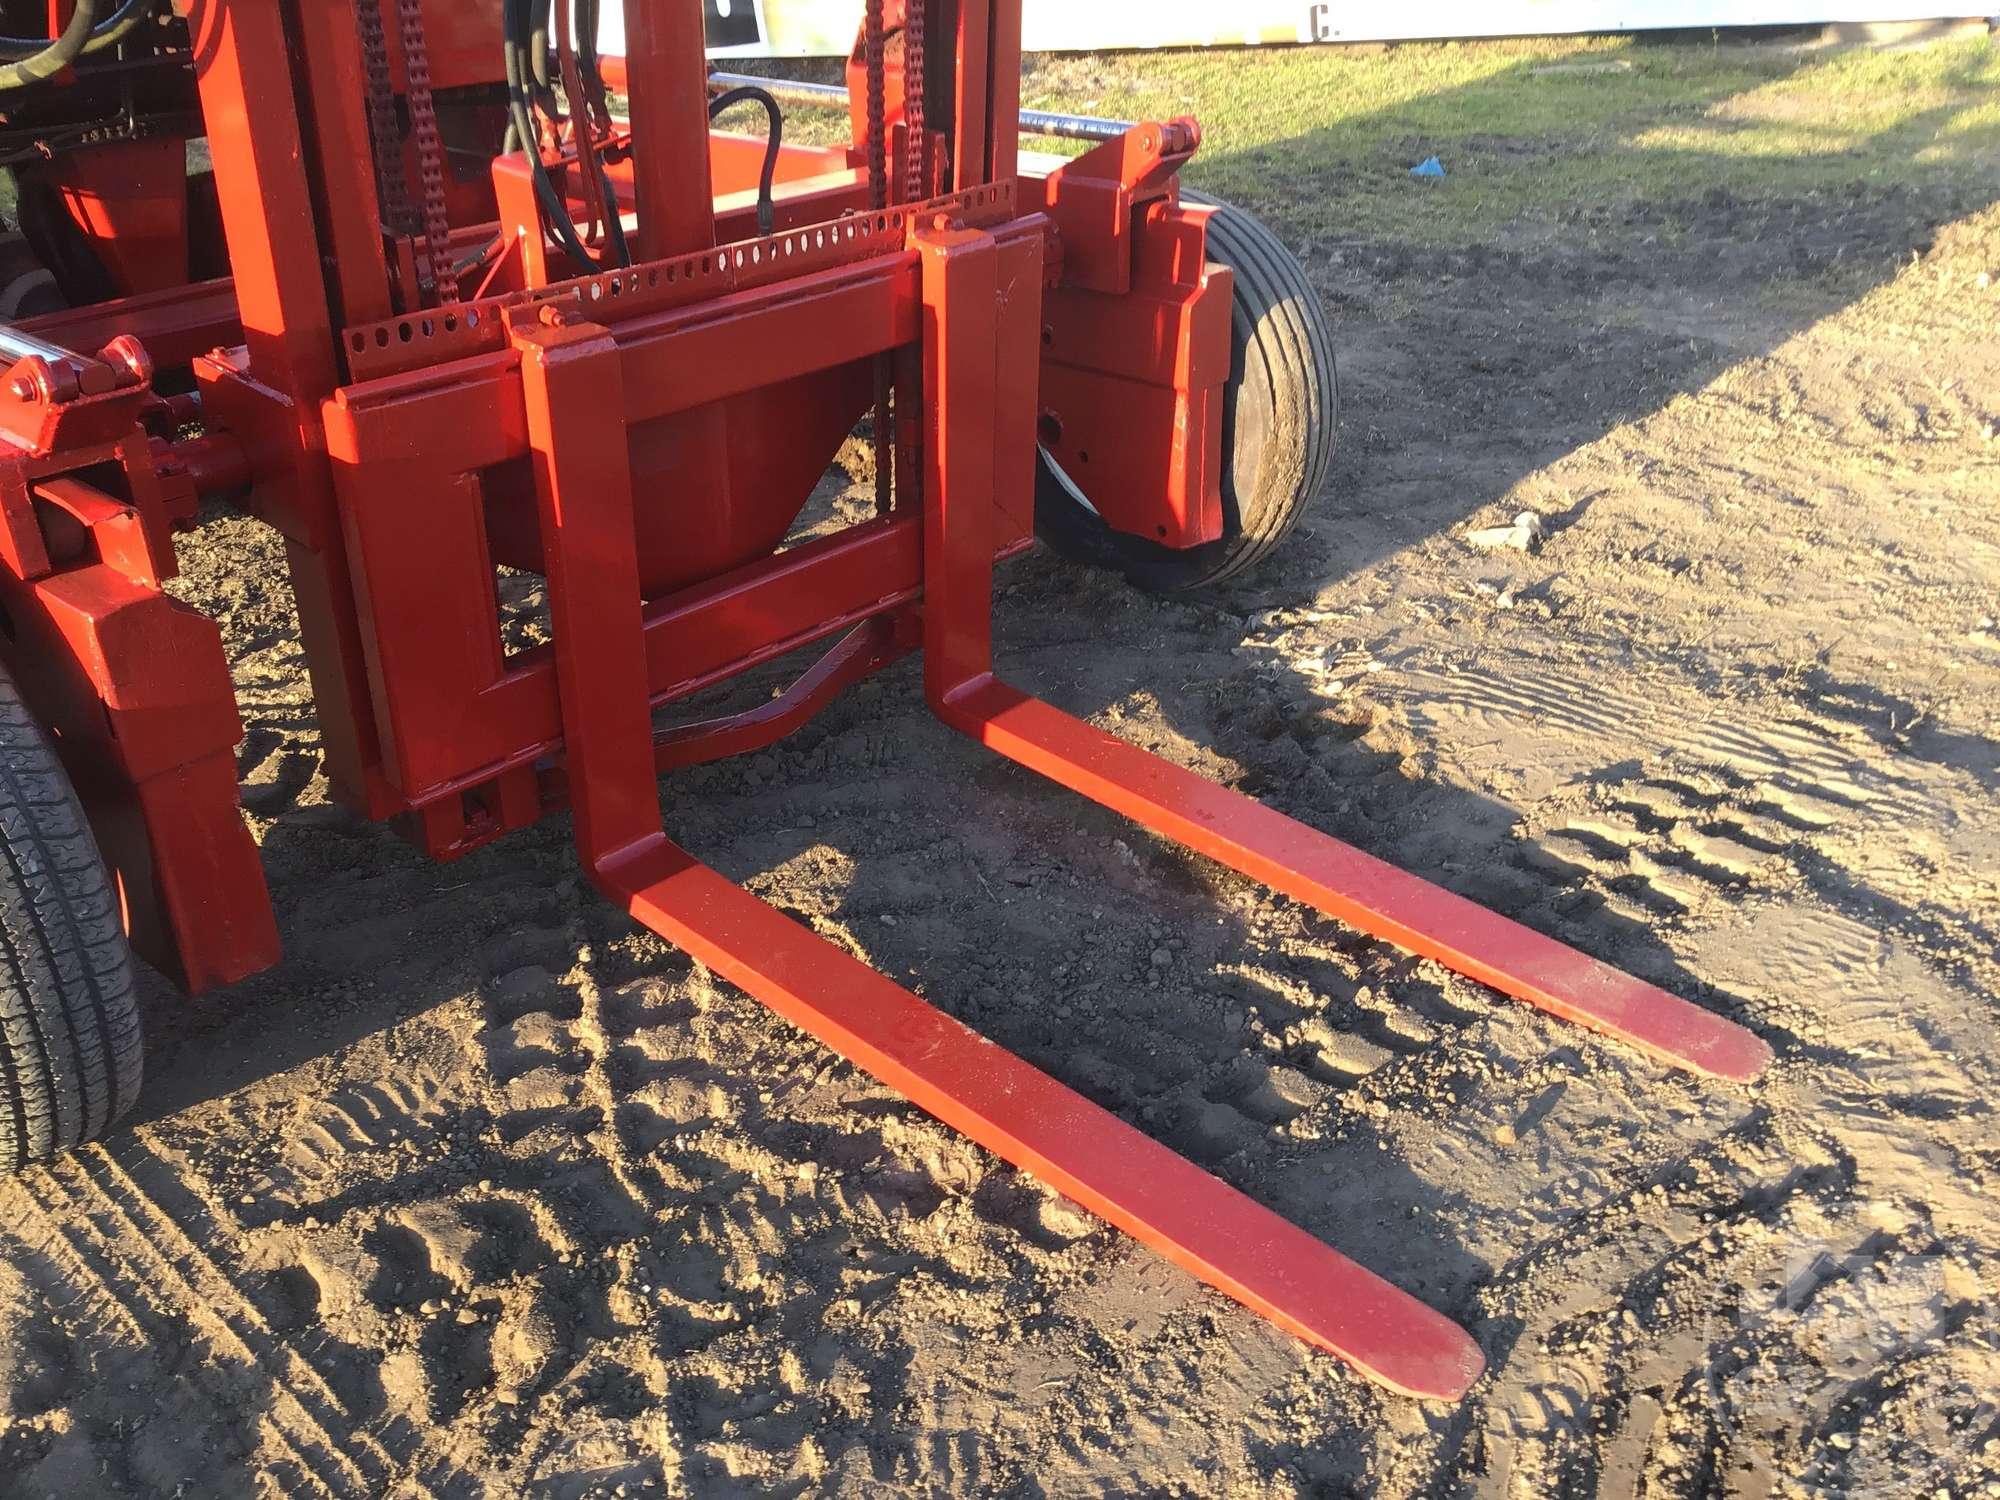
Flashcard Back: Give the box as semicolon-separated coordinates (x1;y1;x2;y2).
3;547;279;994
951;0;991;191
648;613;916;773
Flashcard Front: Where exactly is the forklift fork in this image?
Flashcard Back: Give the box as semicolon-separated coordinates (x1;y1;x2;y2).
516;222;1767;1403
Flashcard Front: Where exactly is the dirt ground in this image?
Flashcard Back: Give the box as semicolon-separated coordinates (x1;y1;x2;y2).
4;33;2000;1500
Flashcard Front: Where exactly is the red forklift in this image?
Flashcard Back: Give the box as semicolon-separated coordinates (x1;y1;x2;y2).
0;0;1768;1398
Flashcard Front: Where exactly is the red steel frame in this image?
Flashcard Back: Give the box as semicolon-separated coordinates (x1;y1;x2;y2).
0;0;1771;1401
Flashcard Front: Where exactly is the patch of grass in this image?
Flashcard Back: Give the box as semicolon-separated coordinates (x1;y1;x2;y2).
1011;33;2000;245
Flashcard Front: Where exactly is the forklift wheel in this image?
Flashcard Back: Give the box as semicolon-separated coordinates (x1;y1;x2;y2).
0;664;142;1176
1034;189;1337;593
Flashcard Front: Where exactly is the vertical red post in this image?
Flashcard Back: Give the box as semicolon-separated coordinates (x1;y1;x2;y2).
287;0;396;324
951;0;991;190
916;224;999;707
983;0;1021;185
188;0;392;814
186;0;341;400
513;310;660;867
625;0;717;260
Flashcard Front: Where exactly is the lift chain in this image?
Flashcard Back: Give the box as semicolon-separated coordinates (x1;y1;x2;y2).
354;0;418;238
863;0;892;512
397;0;459;304
903;0;925;201
863;0;888;210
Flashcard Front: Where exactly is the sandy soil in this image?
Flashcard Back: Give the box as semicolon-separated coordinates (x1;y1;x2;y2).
3;112;1998;1500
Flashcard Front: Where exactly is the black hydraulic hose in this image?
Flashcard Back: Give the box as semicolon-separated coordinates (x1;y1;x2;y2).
502;0;597;273
528;0;552;89
571;0;628;266
453;233;505;278
593;155;631;266
495;2;624;266
575;0;605;94
500;0;525;150
0;0;97;92
0;0;152;65
527;0;562;120
708;85;783;237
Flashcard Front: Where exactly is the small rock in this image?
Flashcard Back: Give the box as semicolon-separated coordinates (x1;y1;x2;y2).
1465;511;1547;552
1492;1123;1518;1147
1150;948;1172;968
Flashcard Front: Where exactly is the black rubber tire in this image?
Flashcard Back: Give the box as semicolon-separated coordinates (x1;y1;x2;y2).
0;664;142;1176
1034;188;1338;593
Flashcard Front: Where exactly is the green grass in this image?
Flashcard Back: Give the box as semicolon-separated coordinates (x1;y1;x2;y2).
1008;33;2000;244
762;33;1998;246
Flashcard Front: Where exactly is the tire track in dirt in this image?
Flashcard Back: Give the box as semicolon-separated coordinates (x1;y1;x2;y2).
1390;666;1937;828
1447;1107;1995;1497
5;1150;389;1496
102;1132;526;1496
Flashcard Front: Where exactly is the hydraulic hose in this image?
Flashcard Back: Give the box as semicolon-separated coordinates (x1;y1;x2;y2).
526;0;561;119
503;0;598;273
575;0;608;114
564;0;627;266
0;0;154;67
0;0;97;92
707;85;782;237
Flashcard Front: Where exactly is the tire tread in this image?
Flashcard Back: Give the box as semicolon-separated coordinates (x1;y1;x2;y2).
0;670;142;1177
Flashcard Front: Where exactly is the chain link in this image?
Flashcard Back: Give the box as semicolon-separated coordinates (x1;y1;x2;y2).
864;0;892;512
397;0;458;304
903;0;925;201
354;0;417;237
863;0;887;211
